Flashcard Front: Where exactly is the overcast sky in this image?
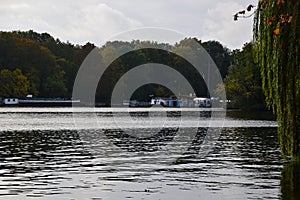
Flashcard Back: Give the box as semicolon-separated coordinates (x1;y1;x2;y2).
0;0;258;49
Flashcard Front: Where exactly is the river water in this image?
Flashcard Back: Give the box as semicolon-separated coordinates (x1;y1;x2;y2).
0;107;298;200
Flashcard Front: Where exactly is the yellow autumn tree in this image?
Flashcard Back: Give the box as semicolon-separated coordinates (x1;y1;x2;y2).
0;68;29;98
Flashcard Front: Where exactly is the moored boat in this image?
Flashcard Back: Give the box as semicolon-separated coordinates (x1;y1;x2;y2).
1;97;80;107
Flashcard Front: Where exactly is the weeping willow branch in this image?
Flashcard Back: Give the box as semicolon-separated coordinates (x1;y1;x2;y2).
254;0;300;159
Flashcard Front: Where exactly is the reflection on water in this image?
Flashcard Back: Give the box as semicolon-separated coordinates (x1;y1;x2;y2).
103;127;179;152
281;160;300;200
0;128;284;199
0;107;292;200
0;108;277;131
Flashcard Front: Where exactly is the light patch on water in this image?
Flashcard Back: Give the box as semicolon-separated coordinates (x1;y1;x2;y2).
0;107;277;131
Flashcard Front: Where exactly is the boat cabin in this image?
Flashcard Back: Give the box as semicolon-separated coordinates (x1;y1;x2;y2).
151;98;181;107
193;97;211;108
3;98;19;105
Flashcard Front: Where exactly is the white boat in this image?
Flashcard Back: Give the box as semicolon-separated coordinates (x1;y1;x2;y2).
1;97;80;107
2;98;19;105
193;97;211;108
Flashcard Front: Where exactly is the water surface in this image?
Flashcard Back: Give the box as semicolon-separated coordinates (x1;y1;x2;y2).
0;107;295;200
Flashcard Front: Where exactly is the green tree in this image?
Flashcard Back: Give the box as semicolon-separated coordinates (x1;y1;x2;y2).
254;0;300;158
156;86;167;97
43;71;67;98
57;58;77;96
0;31;70;97
0;68;29;98
202;40;233;79
224;43;265;110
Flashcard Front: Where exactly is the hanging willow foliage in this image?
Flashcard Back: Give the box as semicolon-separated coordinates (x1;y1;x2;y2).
254;0;300;158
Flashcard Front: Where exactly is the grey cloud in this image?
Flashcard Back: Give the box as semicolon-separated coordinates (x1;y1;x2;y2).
0;0;258;49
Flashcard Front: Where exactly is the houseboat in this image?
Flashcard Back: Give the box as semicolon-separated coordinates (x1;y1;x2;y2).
151;98;181;107
1;95;80;107
193;97;211;108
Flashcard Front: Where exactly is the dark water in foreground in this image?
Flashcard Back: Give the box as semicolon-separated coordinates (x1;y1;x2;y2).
0;108;299;200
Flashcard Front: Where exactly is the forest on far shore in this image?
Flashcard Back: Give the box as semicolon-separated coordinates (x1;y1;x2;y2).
0;30;266;110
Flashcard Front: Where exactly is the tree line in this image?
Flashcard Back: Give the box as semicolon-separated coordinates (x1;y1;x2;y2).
0;30;94;98
0;30;265;109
